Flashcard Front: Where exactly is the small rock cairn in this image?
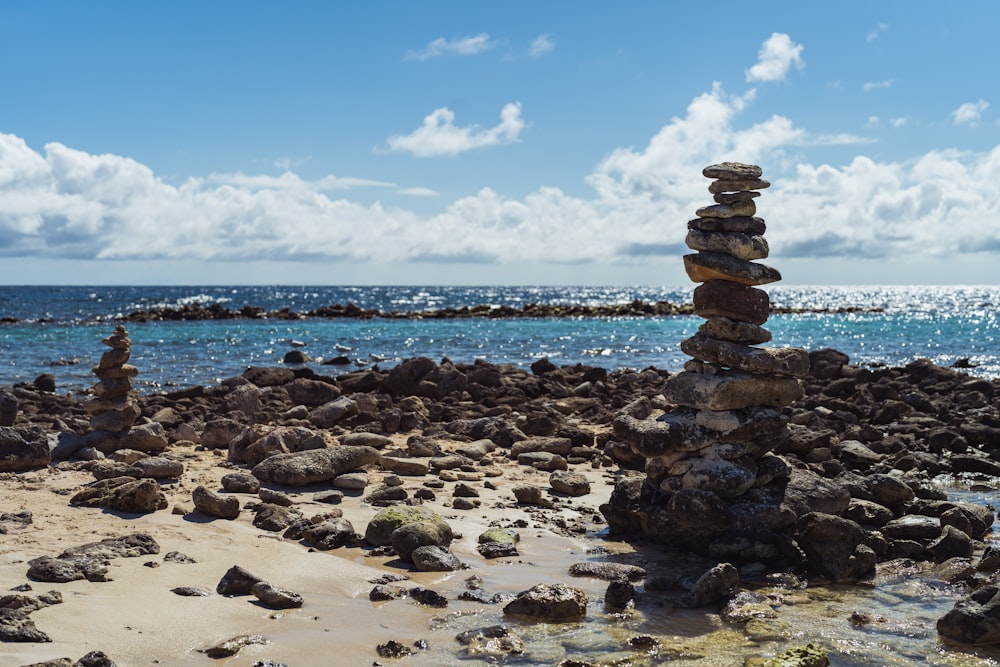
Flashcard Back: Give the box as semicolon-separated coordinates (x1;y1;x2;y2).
86;324;140;435
609;163;810;557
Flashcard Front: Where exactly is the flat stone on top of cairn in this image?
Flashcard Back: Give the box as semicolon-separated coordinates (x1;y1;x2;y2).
603;162;812;559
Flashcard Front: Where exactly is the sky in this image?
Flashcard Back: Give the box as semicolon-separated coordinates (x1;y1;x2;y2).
1;1;999;286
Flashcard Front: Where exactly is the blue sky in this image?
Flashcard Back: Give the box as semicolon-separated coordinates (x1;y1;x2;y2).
1;1;999;285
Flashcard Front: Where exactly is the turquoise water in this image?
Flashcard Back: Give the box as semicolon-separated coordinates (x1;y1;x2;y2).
0;285;997;393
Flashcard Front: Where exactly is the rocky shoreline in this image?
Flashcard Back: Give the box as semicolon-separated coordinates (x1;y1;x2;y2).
0;299;883;325
1;343;999;665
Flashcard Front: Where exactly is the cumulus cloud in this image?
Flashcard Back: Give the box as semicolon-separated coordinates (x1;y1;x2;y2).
397;186;438;197
952;99;989;125
404;33;497;61
384;102;525;157
745;33;804;83
3;78;1000;273
863;79;894;92
529;34;555;57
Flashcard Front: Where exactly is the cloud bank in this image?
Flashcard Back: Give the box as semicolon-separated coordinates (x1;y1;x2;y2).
3;76;1000;277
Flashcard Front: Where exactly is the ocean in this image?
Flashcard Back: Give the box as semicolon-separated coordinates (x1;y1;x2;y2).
0;285;997;394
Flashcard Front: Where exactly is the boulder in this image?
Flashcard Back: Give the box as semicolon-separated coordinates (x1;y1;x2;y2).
411;545;462;572
549;470;591;496
0;390;17;427
797;513;876;583
286;378;341;407
683;562;739;607
251;445;380;486
309;397;359;428
503;584;588;621
70;478;167;514
938;585;1000;645
683;252;781;286
365;506;448;547
693;280;770;325
192;485;240;520
663;371;804;411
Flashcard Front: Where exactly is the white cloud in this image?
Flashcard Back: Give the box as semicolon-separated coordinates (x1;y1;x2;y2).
529;34;555;57
890;117;908;128
745;33;804;83
384;102;525;157
3;80;1000;274
863;79;894;92
952;99;989;125
397;186;438;197
866;116;880;128
866;23;889;43
404;33;497;61
207;172;394;191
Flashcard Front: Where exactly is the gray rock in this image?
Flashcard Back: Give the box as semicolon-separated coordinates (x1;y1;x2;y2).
663;371;804;411
503;584;588;621
331;471;369;489
203;634;267;659
258;487;294;506
192;485;240;520
229;425;328;466
702;162;763;180
938;585;1000;644
300;517;356;550
568;562;646;581
131;456;183;479
221;472;261;494
252;503;300;532
512;484;553;507
411;545;463;572
693;280;770;325
286;378;341;407
308;397;358;428
927;526;974;563
680;335;809;377
216;565;263;595
683;562;739;607
0;390;17;427
251;445;380;486
882;515;941;541
685;228;769;261
516;451;567;471
380;455;430;476
70;477;168;514
797;512;876;583
698;316;772;345
223;384;261;416
0;426;50;472
340;432;392;449
251;581;303;609
549;470;591;496
0;608;50;642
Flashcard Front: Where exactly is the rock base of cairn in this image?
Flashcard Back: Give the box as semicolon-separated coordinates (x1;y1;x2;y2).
602;163;833;560
84;325;166;453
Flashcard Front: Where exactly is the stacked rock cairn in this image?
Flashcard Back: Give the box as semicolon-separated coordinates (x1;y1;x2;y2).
86;324;140;437
608;162;811;558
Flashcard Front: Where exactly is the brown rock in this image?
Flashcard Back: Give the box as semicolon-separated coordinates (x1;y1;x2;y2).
684;253;781;286
693;280;770;325
695;200;756;218
713;190;760;205
698;317;772;345
685;229;769;261
688;216;766;235
702;163;763;180
708;178;771;194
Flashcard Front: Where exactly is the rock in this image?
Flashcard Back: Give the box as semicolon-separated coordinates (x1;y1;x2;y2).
843;499;894;527
683;253;781;286
216;565;264;595
332;471;369;490
308;397;358;428
698;316;772;345
604;578;636;611
703;162;763;180
192;485;240;520
70;478;168;514
938;585;1000;645
313;489;344;504
286;378;341;406
927;525;974;563
221;472;261;494
0;608;50;642
686;228;769;261
411;545;463;572
516;451;568;471
689;215;766;235
300;518;356;550
757;643;830;667
282;350;311;364
259;487;294;506
680;335;809;376
503;584;588;621
455;625;525;657
0;390;17;427
380;455;430;476
693;280;770;325
549;470;591;496
229;425;328;465
478;542;519;559
340;432;392;449
223;383;261;415
797;513;876;583
251;581;303;609
409;586;448;607
365;506;448;547
680;458;757;498
882;515;941;541
251;445;380;486
568;562;646;581
664;371;804;411
376;640;413;658
391;520;454;562
683;562;739;607
171;586;212;597
252;503;300;532
707;177;770;194
512;484;552;507
202;634;268;659
444;416;525;448
131;456;183;479
0;426;51;472
243;366;295;387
